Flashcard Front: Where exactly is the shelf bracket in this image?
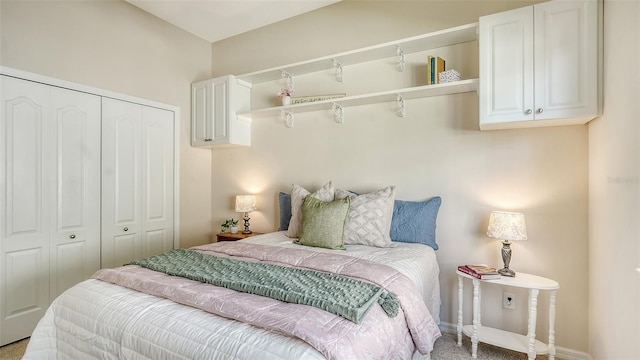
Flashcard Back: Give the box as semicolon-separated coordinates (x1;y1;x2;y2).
396;94;405;118
332;103;344;124
281;70;293;89
281;109;294;128
396;46;405;72
332;59;343;82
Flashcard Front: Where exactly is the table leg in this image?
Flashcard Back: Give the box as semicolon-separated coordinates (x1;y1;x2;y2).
478;282;482;326
457;275;463;346
527;288;539;360
472;278;480;359
548;290;557;360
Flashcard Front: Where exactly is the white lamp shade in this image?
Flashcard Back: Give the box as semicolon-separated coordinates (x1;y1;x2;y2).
486;211;527;241
235;195;257;213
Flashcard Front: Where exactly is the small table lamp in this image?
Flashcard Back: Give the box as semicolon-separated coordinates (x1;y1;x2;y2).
486;211;527;277
235;195;257;234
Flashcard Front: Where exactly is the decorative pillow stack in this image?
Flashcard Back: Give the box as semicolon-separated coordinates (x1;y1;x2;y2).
285;181;334;238
334;187;396;248
278;181;441;251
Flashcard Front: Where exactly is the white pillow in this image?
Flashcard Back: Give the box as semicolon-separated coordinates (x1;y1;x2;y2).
335;186;396;248
285;181;334;238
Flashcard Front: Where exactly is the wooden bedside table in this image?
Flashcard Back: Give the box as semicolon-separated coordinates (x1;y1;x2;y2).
456;270;559;360
216;232;263;242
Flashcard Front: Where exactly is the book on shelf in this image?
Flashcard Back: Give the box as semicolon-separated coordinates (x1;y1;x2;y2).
427;55;432;84
426;56;446;85
457;264;501;279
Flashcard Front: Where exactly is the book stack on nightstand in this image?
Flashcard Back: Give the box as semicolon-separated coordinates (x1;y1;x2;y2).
457;264;500;280
216;232;263;242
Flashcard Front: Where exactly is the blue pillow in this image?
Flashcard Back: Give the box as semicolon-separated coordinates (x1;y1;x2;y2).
390;196;441;250
278;192;292;231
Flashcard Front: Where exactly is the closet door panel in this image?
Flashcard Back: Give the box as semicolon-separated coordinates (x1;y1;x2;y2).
49;87;101;299
0;76;50;345
101;98;142;268
141;106;174;258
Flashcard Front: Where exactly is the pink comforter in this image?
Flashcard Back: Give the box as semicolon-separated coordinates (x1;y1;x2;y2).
92;242;441;359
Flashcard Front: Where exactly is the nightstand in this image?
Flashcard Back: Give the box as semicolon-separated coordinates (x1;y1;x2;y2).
216;232;263;242
456;270;559;360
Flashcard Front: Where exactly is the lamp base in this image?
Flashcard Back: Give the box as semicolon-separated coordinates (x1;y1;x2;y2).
242;212;252;234
498;267;516;277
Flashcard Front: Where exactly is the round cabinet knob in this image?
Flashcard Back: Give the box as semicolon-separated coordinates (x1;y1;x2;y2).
524;109;532;115
536;108;544;114
69;234;76;239
123;227;128;232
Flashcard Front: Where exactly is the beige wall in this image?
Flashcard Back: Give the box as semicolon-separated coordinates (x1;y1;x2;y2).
212;0;589;354
0;0;214;248
588;1;640;359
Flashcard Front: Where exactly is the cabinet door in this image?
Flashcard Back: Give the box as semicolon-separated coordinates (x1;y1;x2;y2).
101;98;143;268
0;76;51;345
210;78;230;145
534;0;598;121
102;98;175;268
479;6;534;127
48;87;101;300
191;80;213;146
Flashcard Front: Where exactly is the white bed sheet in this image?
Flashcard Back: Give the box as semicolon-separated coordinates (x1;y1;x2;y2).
24;232;441;360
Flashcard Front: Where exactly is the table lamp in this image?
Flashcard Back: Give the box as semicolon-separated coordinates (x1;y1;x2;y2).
235;195;257;234
486;211;527;277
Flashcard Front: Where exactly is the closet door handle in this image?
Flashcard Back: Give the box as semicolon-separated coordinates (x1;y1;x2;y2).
524;109;532;115
69;234;76;239
536;108;544;114
123;227;128;232
204;138;213;142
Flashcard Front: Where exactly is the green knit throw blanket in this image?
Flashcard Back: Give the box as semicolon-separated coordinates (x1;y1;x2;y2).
129;249;399;323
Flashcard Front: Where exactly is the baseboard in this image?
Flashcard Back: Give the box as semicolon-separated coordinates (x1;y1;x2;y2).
439;322;592;360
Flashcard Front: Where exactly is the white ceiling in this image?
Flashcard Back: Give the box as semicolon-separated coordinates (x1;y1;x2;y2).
125;0;341;43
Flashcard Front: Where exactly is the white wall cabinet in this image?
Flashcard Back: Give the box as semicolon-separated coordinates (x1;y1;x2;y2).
0;68;179;346
479;0;601;130
101;98;175;268
191;75;252;147
0;75;101;346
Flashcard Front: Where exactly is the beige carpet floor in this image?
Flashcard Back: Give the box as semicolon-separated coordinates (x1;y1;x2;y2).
0;338;28;360
0;333;549;359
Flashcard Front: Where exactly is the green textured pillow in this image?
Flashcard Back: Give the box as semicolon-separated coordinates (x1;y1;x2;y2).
298;195;350;250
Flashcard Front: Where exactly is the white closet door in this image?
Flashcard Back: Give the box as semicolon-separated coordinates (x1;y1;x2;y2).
102;98;174;268
102;98;142;268
0;76;100;345
141;106;174;258
0;76;51;345
48;87;101;300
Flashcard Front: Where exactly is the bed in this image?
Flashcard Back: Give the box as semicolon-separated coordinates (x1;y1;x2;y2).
24;183;443;359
